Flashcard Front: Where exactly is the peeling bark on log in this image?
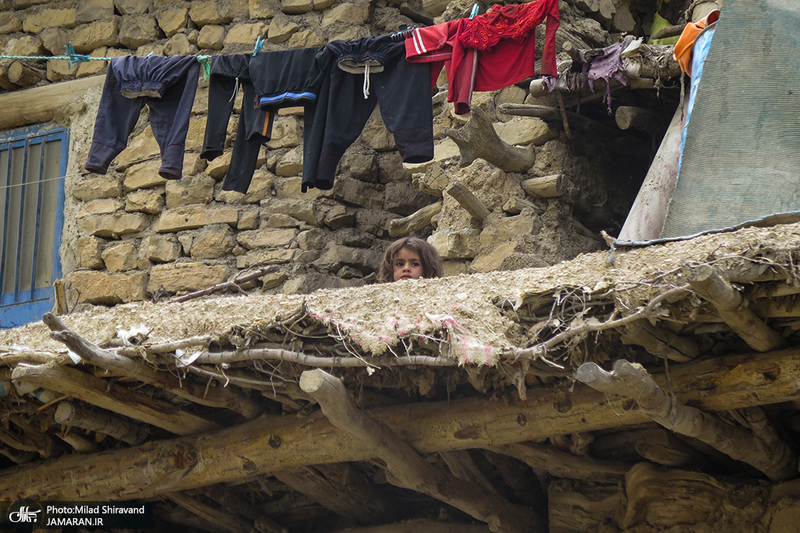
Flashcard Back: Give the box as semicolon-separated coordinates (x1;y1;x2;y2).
446;182;490;222
686;265;784;352
44;313;262;419
54;402;149;446
620;320;699;362
575;359;798;481
275;465;395;523
6;348;800;500
11;362;219;436
444;106;535;172
389;201;441;237
298;369;543;533
492;442;629;483
521;174;568;199
7;60;44;87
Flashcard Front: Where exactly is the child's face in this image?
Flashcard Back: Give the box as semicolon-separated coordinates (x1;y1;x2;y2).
393;247;424;281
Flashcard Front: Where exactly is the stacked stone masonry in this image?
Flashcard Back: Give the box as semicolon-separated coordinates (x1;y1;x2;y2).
0;0;633;306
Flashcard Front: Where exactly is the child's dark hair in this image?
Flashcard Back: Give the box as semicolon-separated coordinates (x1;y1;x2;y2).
378;237;444;283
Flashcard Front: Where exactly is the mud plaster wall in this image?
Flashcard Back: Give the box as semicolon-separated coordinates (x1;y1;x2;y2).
0;0;618;308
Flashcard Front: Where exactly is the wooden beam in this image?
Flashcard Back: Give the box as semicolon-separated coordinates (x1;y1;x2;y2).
44;313;263;420
54;402;150;446
331;519;490;533
388;202;441;237
275;464;395;524
168;492;254;533
620;321;699;362
298;369;543;533
491;442;629;483
4;348;800;500
446;182;490;222
521;174;568;199
686;265;784;352
12;362;219;436
444;106;535;172
576;359;797;481
0;74;104;130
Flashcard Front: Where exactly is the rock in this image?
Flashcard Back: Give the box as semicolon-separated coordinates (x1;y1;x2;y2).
0;12;22;34
78;212;150;238
190;226;236;258
238;210;260;230
115;0;152;15
102;241;138;272
223;21;268;47
165;175;215;208
74;47;111;78
322;2;369;26
236;248;294;268
189;1;232;25
70;270;148;304
355;208;391;236
73;176;123;201
281;272;360;294
333;228;376;248
332;177;384;209
274;146;304;177
288;29;324;48
22;7;77;33
164;32;198;56
338;146;377;181
236;227;297;249
273;176;320;199
140;234;181;263
206;151;232;179
77;0;114;23
241;169;274;203
266;116;302;149
75;236;105;269
260;271;288;290
428;229;480;259
384;181;438;215
495;117;558;147
197;24;225;49
267;13;298;43
611;0;636;33
125;189;165;214
281;0;334;15
39;27;70;54
76;198;122;219
123;160;168;192
314;244;382;274
3;35;46;57
155;205;239;232
115;127;160;172
403;138;460;173
297;228;326;250
147;262;230;293
479;213;536;250
470;241;517;273
119;14;160;49
262;198;321;226
156;7;188;37
323;205;355;230
264;213;299;228
361;111;396;152
71;19;120;53
249;0;278;19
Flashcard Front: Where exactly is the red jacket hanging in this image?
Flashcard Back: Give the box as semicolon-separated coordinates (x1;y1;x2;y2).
405;0;559;114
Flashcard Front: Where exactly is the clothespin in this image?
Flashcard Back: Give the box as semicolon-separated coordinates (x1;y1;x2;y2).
253;36;265;57
469;3;480;20
197;55;211;80
63;42;93;69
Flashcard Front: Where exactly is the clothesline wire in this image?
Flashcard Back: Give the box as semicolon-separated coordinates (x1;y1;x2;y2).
0;175;65;191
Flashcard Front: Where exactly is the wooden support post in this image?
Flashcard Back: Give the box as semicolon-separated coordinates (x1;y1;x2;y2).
446;182;490;222
298;368;543;533
521;174;568;199
54;402;150;446
686;265;784;352
575;359;798;481
444;106;535;172
388;201;441;237
43;313;263;419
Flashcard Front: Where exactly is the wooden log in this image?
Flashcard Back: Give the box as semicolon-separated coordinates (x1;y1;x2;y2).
590;428;705;468
275;464;395;524
168;492;254;533
521;174;568;199
444;106;535;172
0;417;63;459
0;442;36;464
620;320;699;362
202;485;287;533
6;347;800;500
298;369;543;533
491;442;629;483
12;362;219;436
0;63;15;90
499;103;619;139
446;182;490;222
0;74;104;130
686;265;784;352
332;519;490;533
57;432;100;454
575;359;798;481
44;313;263;420
54;402;149;446
440;451;502;497
7;60;44;87
389;201;441;237
615;106;663;133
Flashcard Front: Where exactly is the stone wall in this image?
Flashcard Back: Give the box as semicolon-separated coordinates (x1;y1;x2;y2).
0;0;632;306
